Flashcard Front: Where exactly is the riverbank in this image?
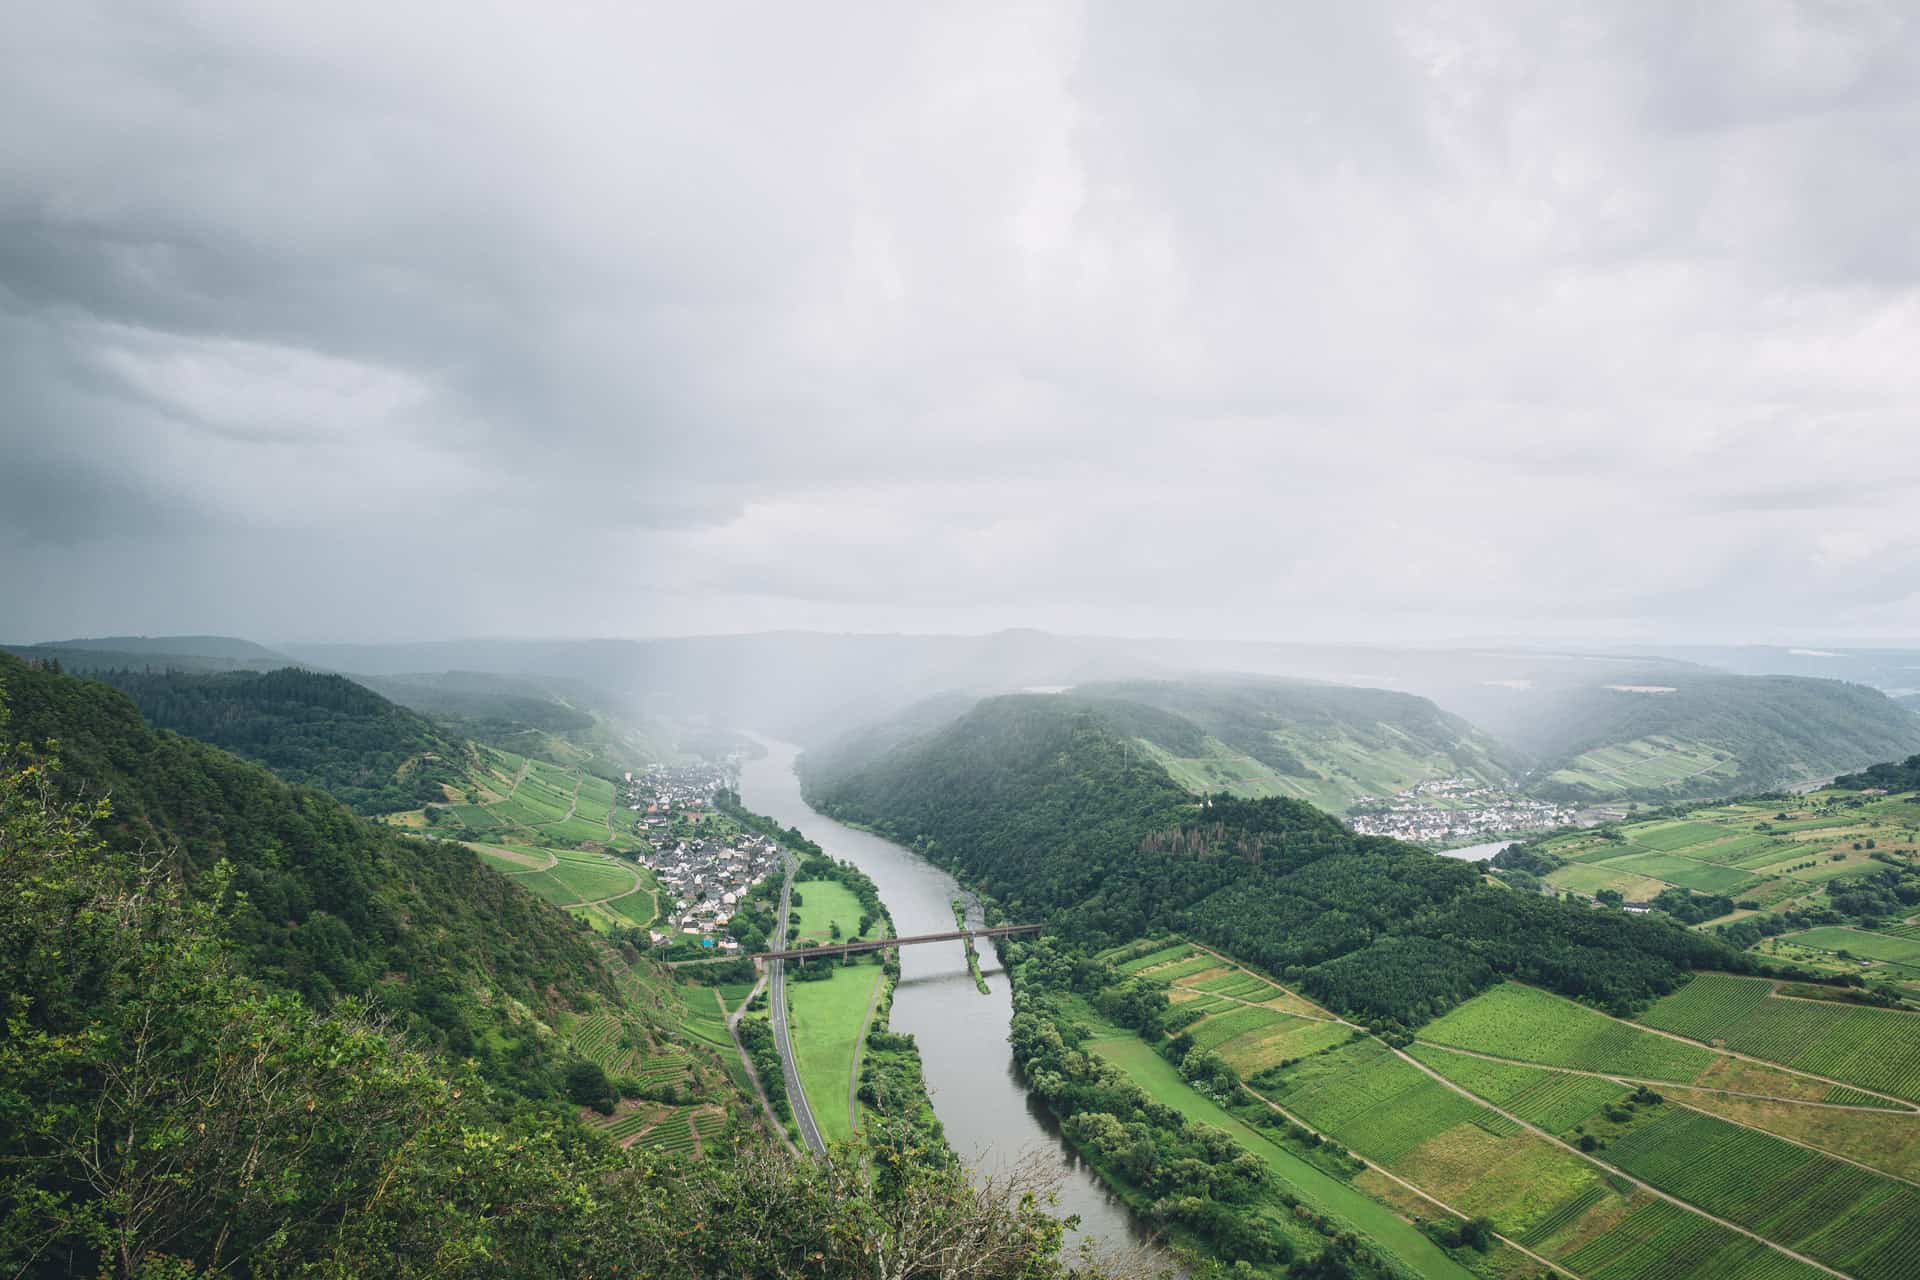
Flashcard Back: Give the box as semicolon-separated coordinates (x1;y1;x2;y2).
737;737;1168;1261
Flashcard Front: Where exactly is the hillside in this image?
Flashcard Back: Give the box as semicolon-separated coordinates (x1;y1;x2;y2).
0;654;1092;1277
0;654;677;1103
1072;677;1518;812
802;694;1742;1024
82;665;474;815
1515;675;1920;803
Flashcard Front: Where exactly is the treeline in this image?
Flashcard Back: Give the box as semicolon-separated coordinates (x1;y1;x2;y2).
1010;940;1411;1276
83;665;469;814
1833;752;1920;792
805;695;1749;1031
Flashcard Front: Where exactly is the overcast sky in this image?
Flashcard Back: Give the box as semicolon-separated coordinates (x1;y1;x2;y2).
5;2;1919;646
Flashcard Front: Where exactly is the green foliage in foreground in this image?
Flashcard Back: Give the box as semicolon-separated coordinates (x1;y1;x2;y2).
0;745;1106;1279
0;655;635;1104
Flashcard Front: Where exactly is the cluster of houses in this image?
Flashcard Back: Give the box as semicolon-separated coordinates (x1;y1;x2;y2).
638;832;783;950
624;761;734;836
1348;777;1579;846
621;762;782;951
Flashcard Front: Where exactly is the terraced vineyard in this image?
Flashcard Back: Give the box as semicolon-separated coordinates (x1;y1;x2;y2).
1639;975;1920;1102
1560;1199;1829;1280
1603;1107;1920;1280
1421;983;1716;1081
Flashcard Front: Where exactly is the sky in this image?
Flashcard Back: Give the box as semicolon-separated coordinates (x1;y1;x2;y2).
4;2;1920;647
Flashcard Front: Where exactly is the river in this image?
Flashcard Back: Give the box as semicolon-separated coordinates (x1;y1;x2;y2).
737;738;1167;1263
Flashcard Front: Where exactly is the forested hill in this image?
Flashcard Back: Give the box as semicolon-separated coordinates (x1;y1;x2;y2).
0;654;643;1101
1517;674;1920;803
803;694;1748;1028
81;665;473;814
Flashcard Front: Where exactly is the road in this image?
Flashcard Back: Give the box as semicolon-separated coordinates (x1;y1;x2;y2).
768;852;825;1154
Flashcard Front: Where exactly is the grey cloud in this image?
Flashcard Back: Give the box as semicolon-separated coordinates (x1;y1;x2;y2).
3;1;1920;645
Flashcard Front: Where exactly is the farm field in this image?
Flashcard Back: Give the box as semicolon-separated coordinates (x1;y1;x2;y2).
788;878;871;943
1243;1035;1827;1280
1420;984;1717;1081
1777;927;1920;972
1533;788;1920;928
1408;1044;1629;1133
784;959;884;1144
1087;1037;1481;1280
1638;974;1920;1102
1601;1106;1920;1280
1659;1084;1920;1180
471;842;656;930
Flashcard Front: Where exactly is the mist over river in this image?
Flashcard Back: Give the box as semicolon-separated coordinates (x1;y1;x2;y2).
737;738;1169;1263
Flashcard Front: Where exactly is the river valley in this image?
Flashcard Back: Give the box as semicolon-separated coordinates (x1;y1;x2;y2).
737;738;1166;1262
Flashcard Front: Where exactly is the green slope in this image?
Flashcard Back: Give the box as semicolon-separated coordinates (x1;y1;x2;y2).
1518;675;1920;804
1075;677;1517;812
0;653;671;1103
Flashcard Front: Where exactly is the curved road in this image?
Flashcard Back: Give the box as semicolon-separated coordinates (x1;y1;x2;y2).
768;852;826;1154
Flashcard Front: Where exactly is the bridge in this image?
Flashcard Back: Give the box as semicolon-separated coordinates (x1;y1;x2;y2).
754;923;1042;963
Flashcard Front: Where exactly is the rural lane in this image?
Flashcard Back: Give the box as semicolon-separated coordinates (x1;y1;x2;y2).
769;853;826;1154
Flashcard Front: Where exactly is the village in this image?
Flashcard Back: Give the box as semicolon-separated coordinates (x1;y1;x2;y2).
622;760;783;951
1347;776;1580;847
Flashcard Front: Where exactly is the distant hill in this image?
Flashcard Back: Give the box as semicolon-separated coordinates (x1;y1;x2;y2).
801;693;1743;1021
40;633;292;662
1512;675;1920;803
79;665;474;815
1071;677;1518;812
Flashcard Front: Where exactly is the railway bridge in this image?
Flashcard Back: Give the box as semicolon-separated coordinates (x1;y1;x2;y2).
753;922;1042;963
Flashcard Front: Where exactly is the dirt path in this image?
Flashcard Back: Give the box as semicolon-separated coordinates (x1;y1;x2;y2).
471;842;559;872
1240;1086;1581;1280
1411;1040;1920;1115
724;971;797;1156
845;970;887;1138
1571;987;1919;1111
560;858;645;910
1384;1043;1855;1280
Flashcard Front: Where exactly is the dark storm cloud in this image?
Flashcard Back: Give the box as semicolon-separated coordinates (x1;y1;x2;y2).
3;1;1919;644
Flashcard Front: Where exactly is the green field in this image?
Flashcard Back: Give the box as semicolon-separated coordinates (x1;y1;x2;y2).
1115;941;1196;973
789;879;871;943
1088;1037;1480;1280
1624;821;1731;853
1408;1044;1628;1133
1585;851;1757;894
1560;1198;1830;1280
1602;1107;1920;1280
785;961;884;1145
1420;984;1717;1082
472;842;656;929
1638;975;1920;1101
1543;737;1740;798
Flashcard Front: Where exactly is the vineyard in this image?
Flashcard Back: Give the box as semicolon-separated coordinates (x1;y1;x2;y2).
1420;984;1716;1081
1560;1199;1828;1280
1408;1044;1628;1134
1602;1107;1920;1280
1642;977;1920;1102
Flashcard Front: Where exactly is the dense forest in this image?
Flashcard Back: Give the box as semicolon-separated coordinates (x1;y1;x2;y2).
80;665;470;814
804;695;1749;1032
0;655;1102;1277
